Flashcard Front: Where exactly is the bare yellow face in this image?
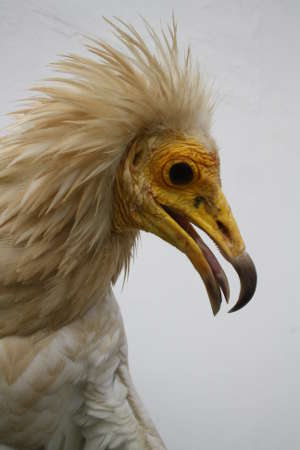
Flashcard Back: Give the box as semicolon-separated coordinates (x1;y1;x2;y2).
114;132;256;314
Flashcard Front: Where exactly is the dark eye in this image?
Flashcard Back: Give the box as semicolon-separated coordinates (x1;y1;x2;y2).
169;162;194;185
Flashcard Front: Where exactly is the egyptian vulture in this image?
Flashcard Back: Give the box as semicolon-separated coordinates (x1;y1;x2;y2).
0;17;256;450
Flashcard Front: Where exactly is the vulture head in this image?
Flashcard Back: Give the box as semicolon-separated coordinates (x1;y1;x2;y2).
114;130;256;314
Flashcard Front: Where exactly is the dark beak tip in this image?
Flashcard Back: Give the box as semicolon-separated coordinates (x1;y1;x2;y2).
228;302;249;314
212;305;220;316
228;252;257;314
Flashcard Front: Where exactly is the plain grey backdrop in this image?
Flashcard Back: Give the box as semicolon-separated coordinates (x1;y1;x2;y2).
0;1;299;449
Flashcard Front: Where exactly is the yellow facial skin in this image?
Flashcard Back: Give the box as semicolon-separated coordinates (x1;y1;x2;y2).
114;132;257;314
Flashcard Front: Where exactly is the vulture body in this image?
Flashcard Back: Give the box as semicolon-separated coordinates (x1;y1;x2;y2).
0;18;256;450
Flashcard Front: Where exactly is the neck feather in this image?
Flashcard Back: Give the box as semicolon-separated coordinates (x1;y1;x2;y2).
0;143;137;336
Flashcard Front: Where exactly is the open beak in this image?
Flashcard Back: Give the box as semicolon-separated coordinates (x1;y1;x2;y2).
143;189;257;315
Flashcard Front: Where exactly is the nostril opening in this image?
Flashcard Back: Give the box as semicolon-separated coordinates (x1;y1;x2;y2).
194;196;204;208
133;151;142;166
216;220;231;239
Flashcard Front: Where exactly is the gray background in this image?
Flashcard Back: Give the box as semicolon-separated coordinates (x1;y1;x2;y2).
0;1;299;449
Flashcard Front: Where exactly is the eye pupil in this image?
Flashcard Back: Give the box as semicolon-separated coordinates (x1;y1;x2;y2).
169;162;194;185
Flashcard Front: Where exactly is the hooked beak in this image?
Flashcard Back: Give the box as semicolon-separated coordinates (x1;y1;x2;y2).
228;252;257;313
144;189;257;315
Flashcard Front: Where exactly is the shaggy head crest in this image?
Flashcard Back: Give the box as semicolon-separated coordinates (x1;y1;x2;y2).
50;16;212;154
9;17;212;161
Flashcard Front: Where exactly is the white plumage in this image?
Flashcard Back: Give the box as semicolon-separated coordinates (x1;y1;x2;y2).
0;290;166;449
